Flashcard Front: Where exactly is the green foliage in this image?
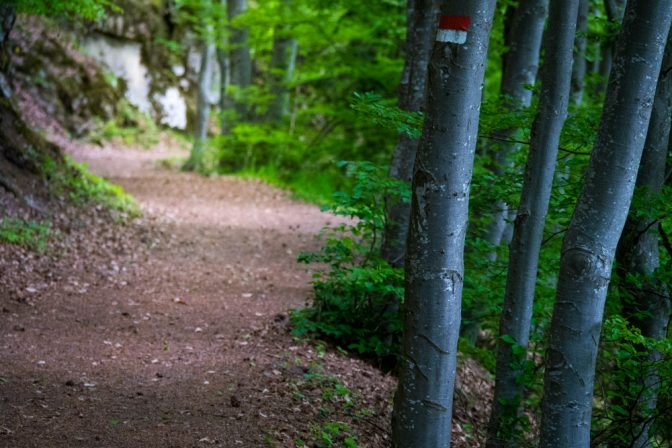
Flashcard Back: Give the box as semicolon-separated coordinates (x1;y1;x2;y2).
0;218;51;251
203;0;406;199
298;361;362;448
42;155;139;218
66;159;138;215
291;161;409;361
313;421;359;448
593;317;672;447
15;0;117;20
349;92;423;139
88;100;160;148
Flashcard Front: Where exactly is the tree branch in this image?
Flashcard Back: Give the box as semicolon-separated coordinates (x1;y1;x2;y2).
542;227;568;246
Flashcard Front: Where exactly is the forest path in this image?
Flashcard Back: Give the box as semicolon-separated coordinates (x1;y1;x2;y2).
0;138;394;448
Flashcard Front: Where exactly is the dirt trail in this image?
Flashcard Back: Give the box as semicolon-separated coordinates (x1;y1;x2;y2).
0;140;394;447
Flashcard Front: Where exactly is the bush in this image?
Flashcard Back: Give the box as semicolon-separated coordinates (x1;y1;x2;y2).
291;161;409;362
592;316;672;447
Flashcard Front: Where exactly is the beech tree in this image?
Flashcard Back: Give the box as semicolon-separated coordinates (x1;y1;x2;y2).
595;0;626;95
539;1;672;446
612;31;672;448
570;0;589;105
217;0;231;134
380;0;438;269
266;0;297;123
486;1;579;446
482;0;548;259
185;34;215;172
392;1;496;446
228;0;252;120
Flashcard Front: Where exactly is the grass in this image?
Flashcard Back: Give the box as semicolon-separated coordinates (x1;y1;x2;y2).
0;218;51;251
236;164;340;205
41;154;140;220
65;158;139;216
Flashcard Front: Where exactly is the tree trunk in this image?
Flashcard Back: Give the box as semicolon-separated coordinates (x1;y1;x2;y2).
380;0;438;269
539;1;672;446
570;0;589;105
217;46;230;134
392;2;496;447
482;0;548;260
613;31;672;448
486;2;579;447
217;0;231;134
184;40;215;172
595;0;626;95
267;27;297;123
227;0;252;121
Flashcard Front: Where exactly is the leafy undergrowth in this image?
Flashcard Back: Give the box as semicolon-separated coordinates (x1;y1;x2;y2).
255;328;494;448
0;218;51;252
1;151;138;254
42;155;139;220
287;343;385;448
292;162;408;366
88;100;162;149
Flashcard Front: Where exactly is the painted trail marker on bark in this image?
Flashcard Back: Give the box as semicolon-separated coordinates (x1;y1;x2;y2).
436;15;470;44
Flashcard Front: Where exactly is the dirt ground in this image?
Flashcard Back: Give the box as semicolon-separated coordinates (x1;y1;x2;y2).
0;137;492;447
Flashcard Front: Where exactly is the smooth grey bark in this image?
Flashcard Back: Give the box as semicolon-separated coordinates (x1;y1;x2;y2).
483;0;548;259
217;46;231;133
538;1;672;446
227;0;252;120
595;0;626;96
613;32;672;448
217;0;231;134
267;29;297;123
380;0;438;269
391;1;496;446
571;0;589;104
184;40;215;172
485;2;579;447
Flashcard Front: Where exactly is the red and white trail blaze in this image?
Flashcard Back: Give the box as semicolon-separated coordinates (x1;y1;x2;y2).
436;15;471;44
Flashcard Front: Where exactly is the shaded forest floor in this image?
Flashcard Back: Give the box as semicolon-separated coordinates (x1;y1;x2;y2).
1;136;492;447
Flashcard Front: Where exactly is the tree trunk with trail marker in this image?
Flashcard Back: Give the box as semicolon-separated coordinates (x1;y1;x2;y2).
227;0;252;120
539;1;672;446
184;40;215;172
486;1;579;447
482;0;548;260
613;31;672;448
392;2;496;447
381;0;438;269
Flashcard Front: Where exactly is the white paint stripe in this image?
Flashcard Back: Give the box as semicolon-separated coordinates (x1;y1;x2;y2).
436;29;467;44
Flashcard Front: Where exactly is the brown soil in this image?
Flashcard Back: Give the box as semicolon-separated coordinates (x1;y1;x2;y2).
1;137;492;447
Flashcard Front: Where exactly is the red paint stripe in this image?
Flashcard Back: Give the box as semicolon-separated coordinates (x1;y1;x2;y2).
439;15;470;31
